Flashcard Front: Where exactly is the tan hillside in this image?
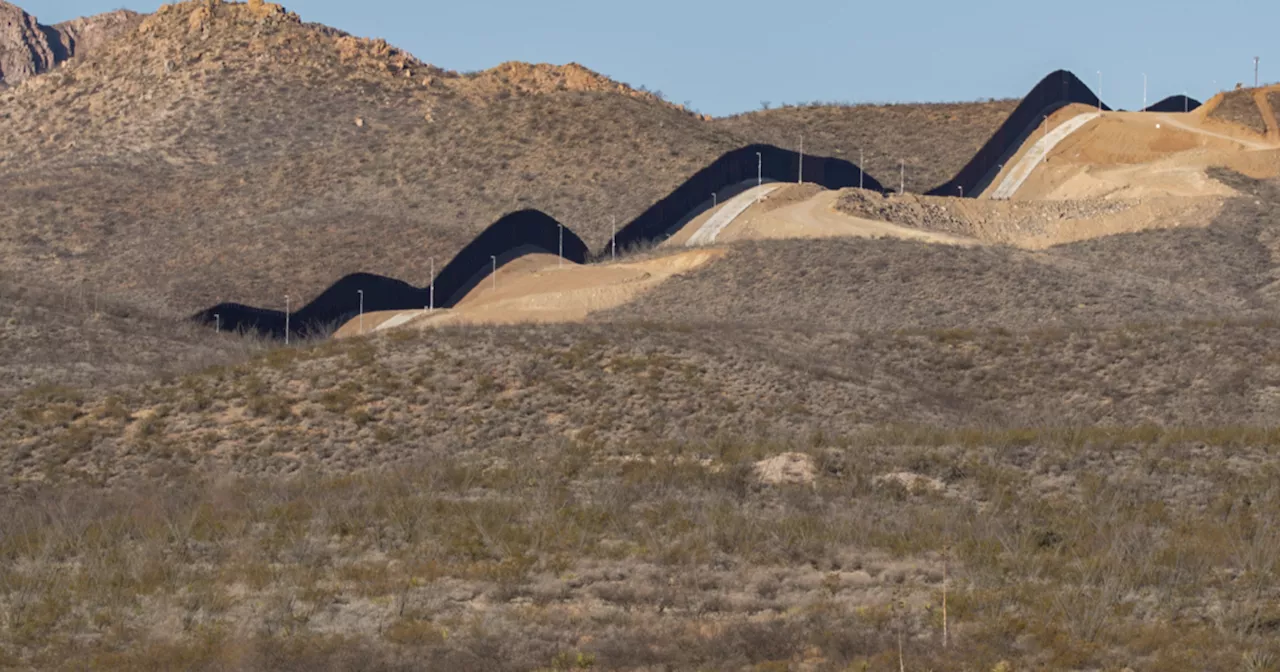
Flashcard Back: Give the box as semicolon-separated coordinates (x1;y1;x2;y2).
713;99;1019;192
0;0;739;316
0;1;136;86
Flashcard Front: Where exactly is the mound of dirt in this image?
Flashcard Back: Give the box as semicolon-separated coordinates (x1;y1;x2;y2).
1207;88;1269;136
754;453;816;486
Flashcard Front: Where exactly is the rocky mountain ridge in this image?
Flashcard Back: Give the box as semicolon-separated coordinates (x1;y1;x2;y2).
0;0;137;87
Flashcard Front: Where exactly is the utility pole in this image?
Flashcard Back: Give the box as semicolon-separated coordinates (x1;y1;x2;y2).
357;290;364;335
490;255;497;293
284;295;290;345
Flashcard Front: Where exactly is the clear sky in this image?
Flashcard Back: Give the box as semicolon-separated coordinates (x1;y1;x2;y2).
31;0;1278;116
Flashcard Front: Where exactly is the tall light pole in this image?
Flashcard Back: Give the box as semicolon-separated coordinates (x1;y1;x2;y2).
1142;72;1147;111
1256;57;1261;88
798;134;804;184
284;295;290;345
1042;115;1049;164
899;160;904;194
755;151;763;203
1184;88;1188;113
429;256;434;312
712;192;717;207
490;255;497;293
1097;71;1103;112
357;289;364;334
557;223;563;268
859;148;864;190
214;313;220;334
611;215;617;262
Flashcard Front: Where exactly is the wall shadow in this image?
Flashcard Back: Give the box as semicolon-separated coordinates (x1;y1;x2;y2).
192;70;1206;339
928;70;1111;198
193;145;880;338
1143;95;1203;113
193;210;588;338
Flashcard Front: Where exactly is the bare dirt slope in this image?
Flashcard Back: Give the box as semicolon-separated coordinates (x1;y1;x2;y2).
332;249;723;335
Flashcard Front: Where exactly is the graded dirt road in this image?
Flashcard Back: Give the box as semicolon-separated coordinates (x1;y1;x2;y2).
334;250;723;336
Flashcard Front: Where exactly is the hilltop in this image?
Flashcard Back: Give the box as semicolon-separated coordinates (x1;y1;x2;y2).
0;1;138;87
714;99;1019;193
0;0;1045;323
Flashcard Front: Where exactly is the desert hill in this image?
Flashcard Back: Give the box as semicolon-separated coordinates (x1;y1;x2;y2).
714;99;1020;193
0;0;1054;322
0;0;137;86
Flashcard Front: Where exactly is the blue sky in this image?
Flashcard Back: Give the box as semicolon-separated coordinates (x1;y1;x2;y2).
32;0;1278;116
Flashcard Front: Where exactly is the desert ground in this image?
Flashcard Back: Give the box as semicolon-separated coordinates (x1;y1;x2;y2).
6;1;1280;670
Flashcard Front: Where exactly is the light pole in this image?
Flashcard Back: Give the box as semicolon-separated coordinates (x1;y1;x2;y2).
611;215;617;262
798;133;804;184
557;223;563;268
429;256;434;312
284;295;290;345
712;192;717;207
1142;72;1147;111
1256;56;1261;88
1184;88;1188;113
214;313;220;333
357;289;364;335
490;255;497;293
859;148;864;190
899;160;904;194
755;151;763;203
1097;71;1103;112
1042;115;1049;164
958;186;963;198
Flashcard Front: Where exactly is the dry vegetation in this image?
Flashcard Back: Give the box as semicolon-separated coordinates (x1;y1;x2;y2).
8;3;1280;669
0;273;267;395
1209;89;1268;135
7;320;1280;668
0;0;1032;319
713;99;1019;193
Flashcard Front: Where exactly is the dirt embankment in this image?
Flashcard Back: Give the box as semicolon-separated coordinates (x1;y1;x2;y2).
836;188;1223;248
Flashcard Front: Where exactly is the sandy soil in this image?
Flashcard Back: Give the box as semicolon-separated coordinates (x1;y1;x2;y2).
334;250;724;336
1013;110;1280;201
725;190;978;246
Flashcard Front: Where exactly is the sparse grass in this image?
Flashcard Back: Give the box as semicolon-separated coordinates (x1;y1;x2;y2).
3;425;1280;669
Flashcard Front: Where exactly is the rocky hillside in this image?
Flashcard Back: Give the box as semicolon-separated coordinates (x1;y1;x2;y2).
0;0;136;86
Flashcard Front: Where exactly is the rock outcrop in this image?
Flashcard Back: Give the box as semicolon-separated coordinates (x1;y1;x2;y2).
0;1;137;87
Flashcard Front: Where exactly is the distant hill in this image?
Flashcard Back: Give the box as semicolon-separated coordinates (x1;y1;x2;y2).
712;99;1020;193
0;0;137;86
